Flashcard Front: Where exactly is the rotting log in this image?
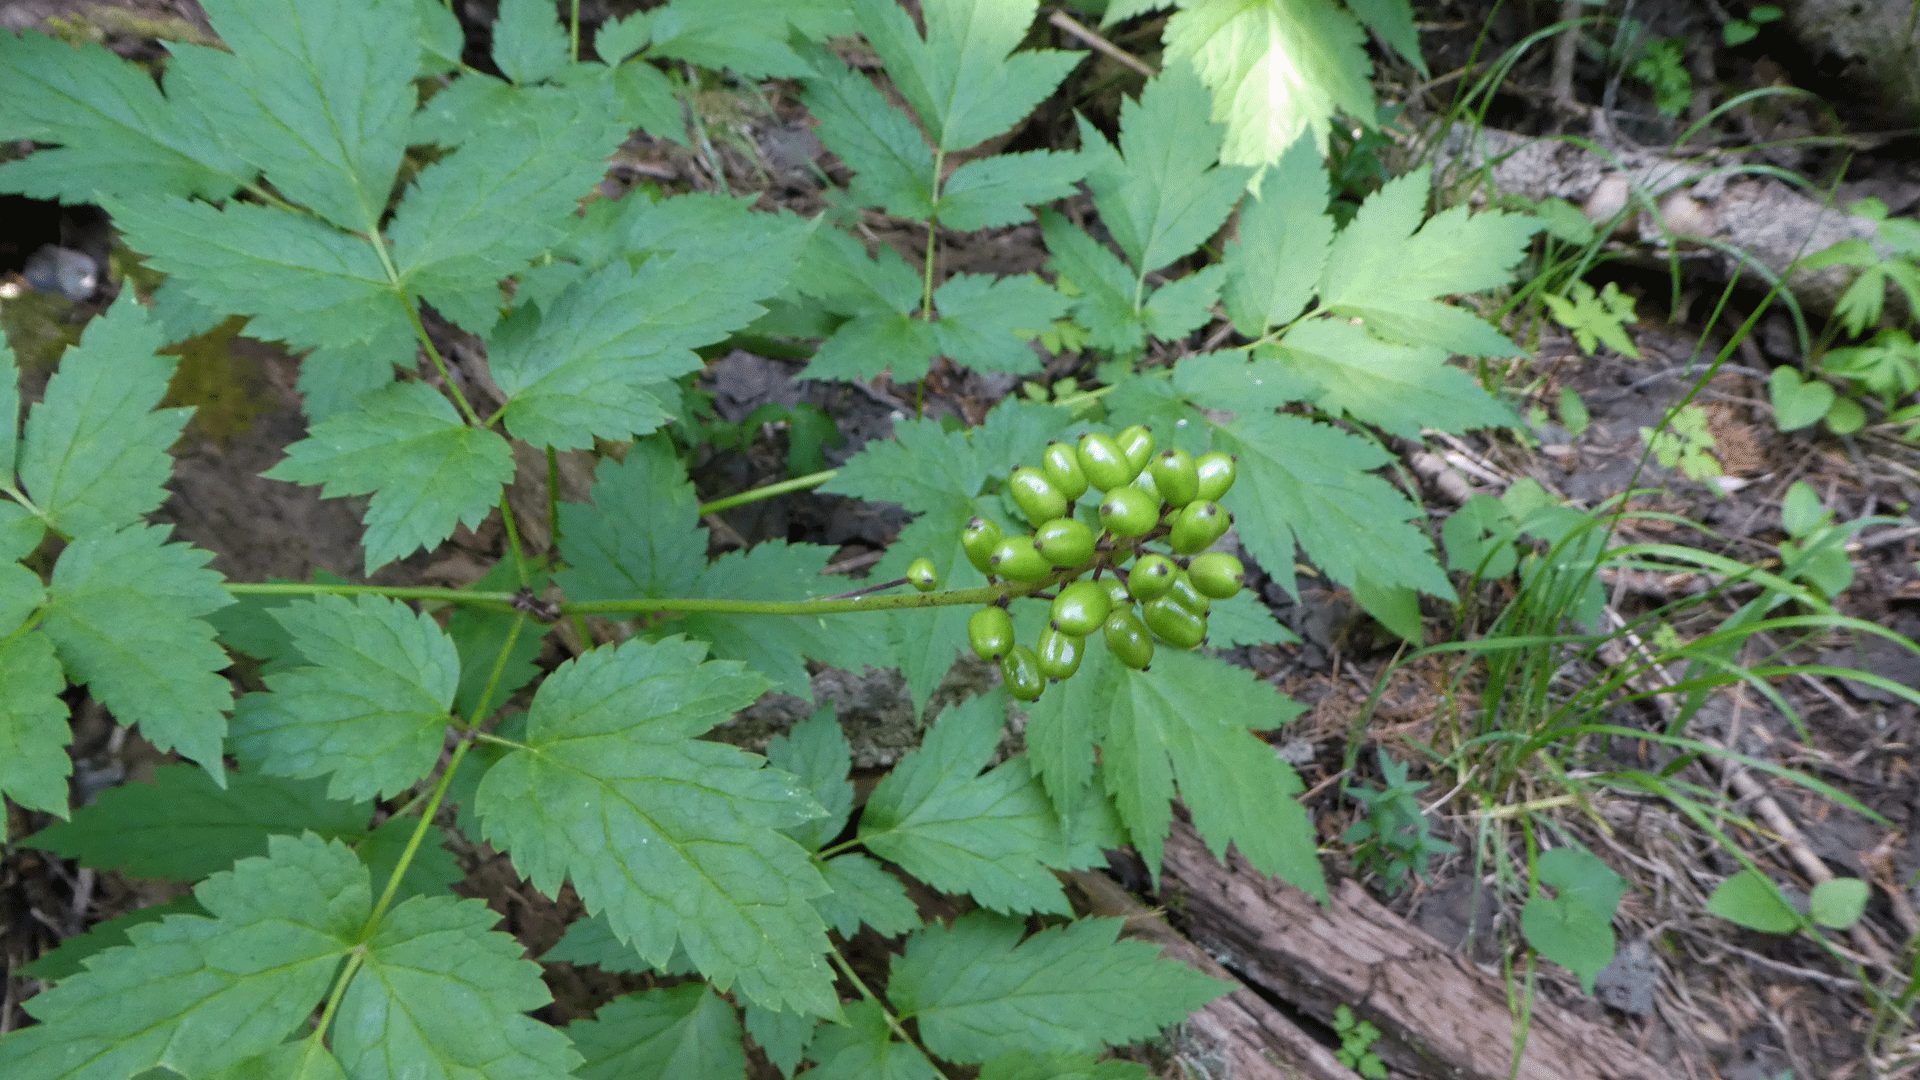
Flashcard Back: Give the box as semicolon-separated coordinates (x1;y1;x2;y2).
1158;816;1666;1080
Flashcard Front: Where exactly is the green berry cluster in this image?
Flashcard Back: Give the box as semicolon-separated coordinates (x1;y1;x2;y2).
961;426;1245;702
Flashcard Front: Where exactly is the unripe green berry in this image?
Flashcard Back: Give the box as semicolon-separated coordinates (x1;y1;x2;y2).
1149;448;1200;508
1103;578;1133;607
1129;466;1161;503
1001;644;1045;701
1127;554;1176;601
961;516;1002;575
1187;552;1244;599
1076;432;1135;492
1050;581;1113;637
968;606;1014;662
1041;442;1090;501
906;557;938;592
1008;466;1067;526
1037;626;1084;680
1194;452;1236;502
1142;595;1208;649
988;535;1053;583
1168;500;1228;554
1116;425;1154;472
1098;486;1159;538
1166;571;1211;616
1103;608;1155;670
1035;517;1096;568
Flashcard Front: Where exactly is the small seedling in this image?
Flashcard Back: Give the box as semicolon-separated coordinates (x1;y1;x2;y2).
1332;1004;1388;1079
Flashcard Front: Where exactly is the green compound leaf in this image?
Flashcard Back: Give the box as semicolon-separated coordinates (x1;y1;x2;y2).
0;630;68;817
681;542;891;699
332;890;579;1079
554;437;706;603
1163;0;1376;166
109;195;401;352
1080;64;1252;276
1263;318;1514;439
0;834;365;1079
1216;411;1453;600
799;36;936;222
807;999;940;1080
1222;133;1334;337
817;854;920;938
766;708;856;853
544;913;690;975
228;594;460;802
569;984;747;1080
1039;209;1148;353
643;0;857;78
491;0;571;85
24;764;372;880
861;692;1093;915
17;293;192;539
930;273;1065;375
0;30;244;203
938;150;1086;231
18;897;206;985
744;1002;821;1080
474;636;840;1016
177;0;416;233
41;525;232;771
1519;846;1625;993
856;0;1082;153
889;912;1230;1063
1318;165;1540;357
264;381;516;573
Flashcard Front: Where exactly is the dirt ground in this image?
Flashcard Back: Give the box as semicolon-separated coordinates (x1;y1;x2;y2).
3;2;1920;1078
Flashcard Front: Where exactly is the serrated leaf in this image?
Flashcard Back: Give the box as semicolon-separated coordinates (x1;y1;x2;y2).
889;912;1229;1062
861;692;1089;915
1217;411;1453;599
646;0;855;77
25;764;372;880
203;1040;348;1080
332;891;580;1079
1168;349;1308;416
938;150;1086;230
354;815;466;900
448;562;549;722
492;0;571;84
554;437;706;603
1318;166;1540;356
1080;66;1252;274
19;897;206;984
0;834;365;1079
1266;318;1513;438
109;195;402;352
1344;0;1426;75
415;0;465;75
744;1003;820;1080
41;525;232;770
1141;263;1224;341
594;12;653;64
681;542;893;699
799;37;936;221
818;854;921;938
570;985;746;1080
932;273;1064;375
1163;0;1376;166
228;594;459;801
0;501;45;563
1222;133;1333;336
0;31;245;202
544;913;694;975
176;0;415;232
297;318;414;422
17;293;190;538
767;708;857;852
0;631;69;817
474;636;838;1015
264;381;515;573
1040;209;1150;353
1205;590;1298;647
808;999;940;1080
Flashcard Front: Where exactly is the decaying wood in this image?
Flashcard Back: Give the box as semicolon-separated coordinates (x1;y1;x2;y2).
1066;870;1361;1080
1158;817;1665;1080
1430;126;1894;320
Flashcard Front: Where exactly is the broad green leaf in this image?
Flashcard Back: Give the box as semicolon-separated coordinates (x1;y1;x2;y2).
41;526;232;770
1265;318;1514;438
203;1039;347;1080
807;999;940;1080
1768;366;1835;432
297;318;415;422
1205;589;1298;647
17;293;191;538
855;0;1082;152
1217;411;1453;598
1519;846;1626;993
645;0;857;77
492;0;571;84
570;984;747;1080
818;855;921;938
1344;0;1427;75
1040;210;1149;353
1079;66;1251;275
0;332;18;480
1222;133;1333;336
0;501;46;563
1705;869;1800;933
1102;0;1174;27
564;190;813;283
1536;845;1627;916
414;0;466;75
19;897;206;984
594;11;653;64
474;636;839;1015
1810;878;1869;929
228;594;459;801
766;708;857;852
109;195;402;352
681;542;892;699
554;437;706;603
807;312;940;383
799;37;936;221
24;764;372;880
1141;263;1224;341
938;150;1086;230
931;273;1065;375
889;913;1229;1063
0;834;365;1079
1168;349;1308;414
861;692;1090;915
332;891;580;1079
981;1050;1153;1080
1318;165;1539;356
264;382;516;573
544;913;692;975
794;227;924;321
744;1003;820;1080
448;562;549;721
178;0;416;232
1163;0;1375;165
0;31;244;202
0;631;68;817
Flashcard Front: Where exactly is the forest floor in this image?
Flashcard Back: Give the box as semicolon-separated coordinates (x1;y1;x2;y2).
3;1;1920;1079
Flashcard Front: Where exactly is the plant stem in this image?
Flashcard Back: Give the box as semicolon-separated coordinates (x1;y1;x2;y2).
546;445;562;555
226;581;520;609
458;612;526;730
364;739;472;933
827;945;921;1050
698;470;836;514
499;494;531;588
564;579;1053;617
569;0;580;60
